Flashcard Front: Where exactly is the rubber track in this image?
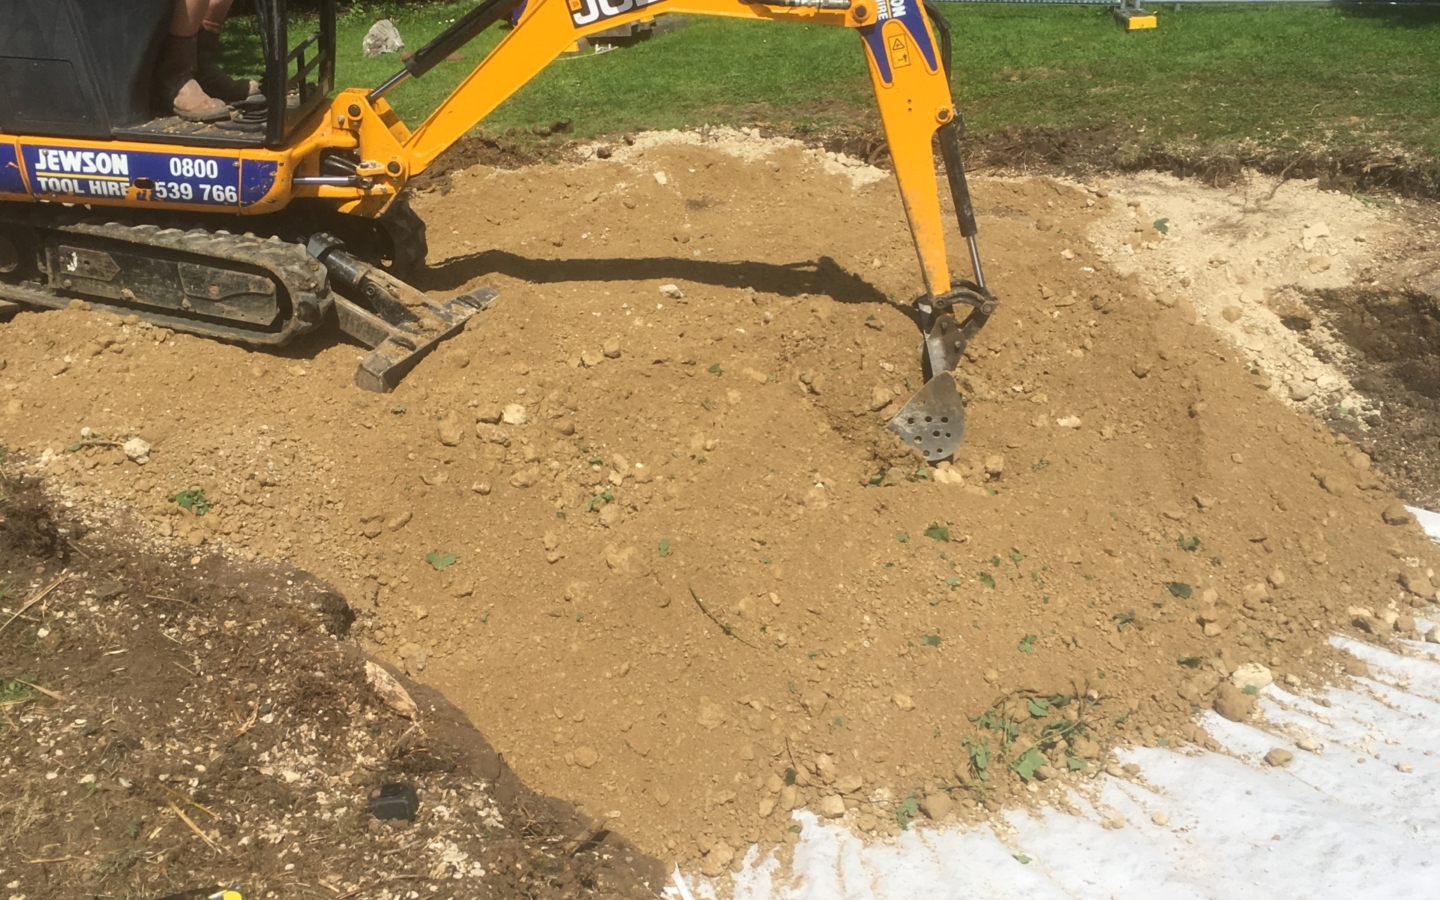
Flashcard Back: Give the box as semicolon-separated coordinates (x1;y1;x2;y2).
0;208;331;348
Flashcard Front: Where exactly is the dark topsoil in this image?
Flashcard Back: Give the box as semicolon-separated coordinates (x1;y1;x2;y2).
1293;201;1440;510
1314;285;1440;511
0;474;664;900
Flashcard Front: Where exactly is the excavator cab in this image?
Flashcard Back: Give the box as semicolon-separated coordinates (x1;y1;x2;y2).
0;0;333;146
0;0;994;460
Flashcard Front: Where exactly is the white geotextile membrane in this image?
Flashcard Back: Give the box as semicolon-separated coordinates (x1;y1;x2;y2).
666;508;1440;900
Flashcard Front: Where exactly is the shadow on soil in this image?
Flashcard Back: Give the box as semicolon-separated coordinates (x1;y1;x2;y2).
421;249;917;319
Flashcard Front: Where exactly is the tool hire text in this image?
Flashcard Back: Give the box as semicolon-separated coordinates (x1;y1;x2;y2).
30;149;239;204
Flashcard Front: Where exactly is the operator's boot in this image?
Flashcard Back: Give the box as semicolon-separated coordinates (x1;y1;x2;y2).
154;34;230;123
196;26;261;103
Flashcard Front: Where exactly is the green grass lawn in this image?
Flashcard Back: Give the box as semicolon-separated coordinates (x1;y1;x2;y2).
226;2;1440;158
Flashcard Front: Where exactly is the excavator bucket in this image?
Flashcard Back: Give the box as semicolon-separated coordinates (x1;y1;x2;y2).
888;372;965;461
884;279;996;462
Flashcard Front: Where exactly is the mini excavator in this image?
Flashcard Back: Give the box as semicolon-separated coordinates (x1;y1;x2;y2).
0;0;995;460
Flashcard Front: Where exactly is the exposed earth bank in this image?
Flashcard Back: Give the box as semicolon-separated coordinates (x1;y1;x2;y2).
0;476;664;899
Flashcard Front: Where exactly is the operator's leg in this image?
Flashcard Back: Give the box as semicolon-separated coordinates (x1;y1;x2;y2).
197;0;261;102
156;0;230;121
169;0;207;34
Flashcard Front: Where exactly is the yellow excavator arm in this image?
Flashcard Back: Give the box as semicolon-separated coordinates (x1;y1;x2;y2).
383;0;976;292
453;1;954;288
364;0;996;459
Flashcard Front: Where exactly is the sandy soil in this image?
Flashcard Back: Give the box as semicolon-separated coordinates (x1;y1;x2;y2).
3;129;1439;879
1083;170;1440;506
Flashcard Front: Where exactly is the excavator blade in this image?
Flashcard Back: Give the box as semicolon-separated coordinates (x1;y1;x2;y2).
887;371;966;462
332;282;494;393
307;234;495;392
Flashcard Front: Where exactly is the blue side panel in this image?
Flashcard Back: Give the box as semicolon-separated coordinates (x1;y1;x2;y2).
861;0;941;87
18;145;245;207
893;0;940;72
0;142;27;194
240;160;279;207
861;25;893;85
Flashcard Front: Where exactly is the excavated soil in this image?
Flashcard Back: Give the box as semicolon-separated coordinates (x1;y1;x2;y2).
407;134;544;194
4;129;1440;878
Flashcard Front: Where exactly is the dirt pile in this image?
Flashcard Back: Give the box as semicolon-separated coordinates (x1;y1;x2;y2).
1086;169;1389;419
3;132;1439;872
0;477;662;898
